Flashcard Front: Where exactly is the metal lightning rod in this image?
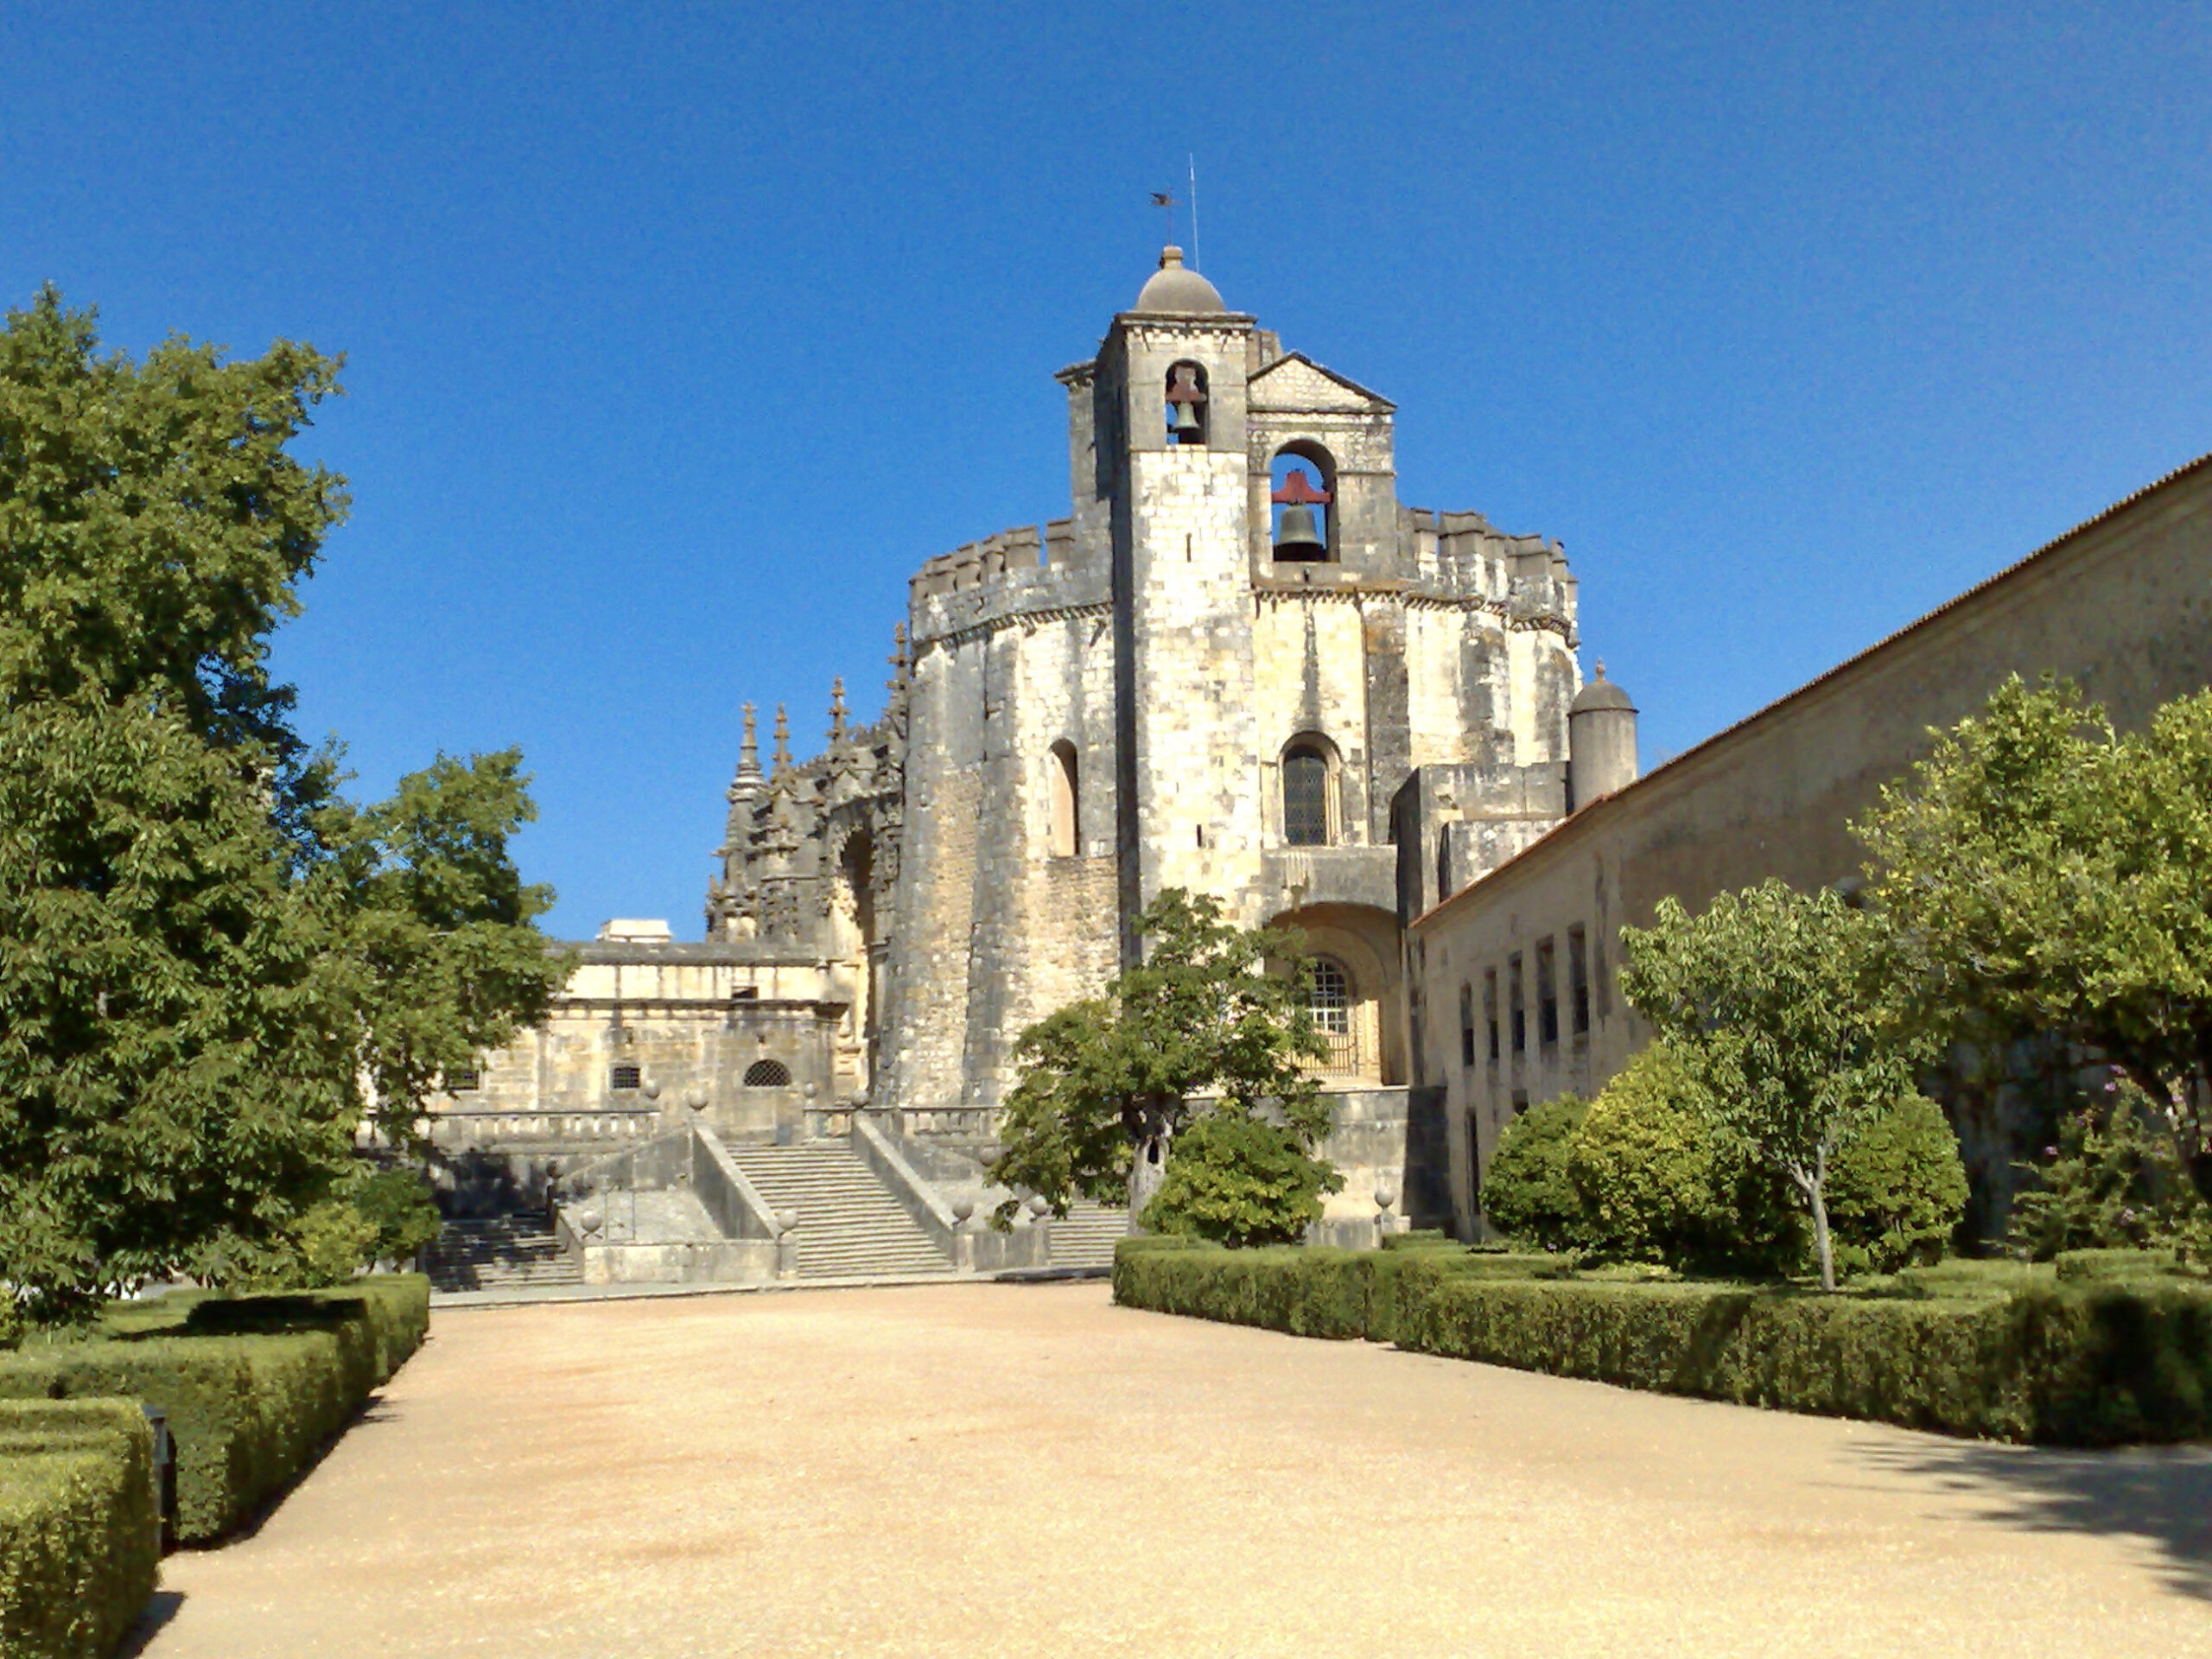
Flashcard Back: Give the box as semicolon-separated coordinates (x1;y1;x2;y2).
1188;155;1200;272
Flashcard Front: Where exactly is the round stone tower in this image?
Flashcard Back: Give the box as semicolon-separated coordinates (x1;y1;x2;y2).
1567;663;1639;810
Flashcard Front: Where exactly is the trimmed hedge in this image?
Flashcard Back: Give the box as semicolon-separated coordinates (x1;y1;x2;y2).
0;1275;428;1544
1113;1243;2212;1445
0;1400;156;1659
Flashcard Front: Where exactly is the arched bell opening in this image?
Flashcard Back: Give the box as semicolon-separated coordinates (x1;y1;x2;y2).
1165;361;1210;447
1267;901;1402;1087
1269;442;1337;563
1046;740;1080;859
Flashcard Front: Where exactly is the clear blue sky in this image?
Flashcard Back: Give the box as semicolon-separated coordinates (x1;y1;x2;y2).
4;3;2207;939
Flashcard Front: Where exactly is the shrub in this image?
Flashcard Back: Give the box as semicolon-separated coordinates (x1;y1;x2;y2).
1141;1112;1342;1248
350;1167;443;1265
1114;1243;2212;1444
1483;1095;1587;1250
1555;1047;1965;1280
0;1399;156;1659
0;1275;428;1542
1823;1091;1969;1274
2011;1079;2206;1261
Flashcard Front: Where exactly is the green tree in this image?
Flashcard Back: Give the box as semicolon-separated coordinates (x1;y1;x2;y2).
318;749;571;1141
0;289;355;1318
1859;675;2212;1192
1620;880;1934;1290
0;288;560;1317
984;888;1336;1232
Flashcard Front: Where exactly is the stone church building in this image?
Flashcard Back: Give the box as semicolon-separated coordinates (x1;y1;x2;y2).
433;247;1635;1246
429;245;2210;1268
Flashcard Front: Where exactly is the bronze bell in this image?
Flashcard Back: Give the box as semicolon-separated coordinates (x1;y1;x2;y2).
1170;402;1203;442
1274;503;1325;560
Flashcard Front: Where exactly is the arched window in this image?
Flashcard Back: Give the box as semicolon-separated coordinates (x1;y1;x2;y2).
1269;442;1337;563
1281;739;1334;847
743;1059;791;1088
1166;361;1208;446
1309;957;1352;1036
1048;740;1078;858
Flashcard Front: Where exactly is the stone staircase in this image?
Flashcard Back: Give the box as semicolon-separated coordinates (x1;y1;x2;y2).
1044;1204;1130;1269
424;1215;584;1292
727;1142;955;1279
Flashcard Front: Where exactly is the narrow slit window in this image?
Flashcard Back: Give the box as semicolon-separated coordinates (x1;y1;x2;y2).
1484;969;1500;1062
1459;983;1476;1068
1508;956;1525;1054
1537;938;1560;1048
1568;925;1591;1036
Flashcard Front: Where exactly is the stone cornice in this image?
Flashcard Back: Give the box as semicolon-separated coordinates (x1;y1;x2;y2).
910;599;1114;660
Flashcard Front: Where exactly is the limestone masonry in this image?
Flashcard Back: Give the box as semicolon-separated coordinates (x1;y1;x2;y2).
434;248;1637;1243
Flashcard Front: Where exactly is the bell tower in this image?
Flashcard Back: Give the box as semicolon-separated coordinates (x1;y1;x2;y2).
1096;247;1266;952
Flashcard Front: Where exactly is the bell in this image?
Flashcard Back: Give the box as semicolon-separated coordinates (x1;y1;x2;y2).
1274;503;1325;560
1170;402;1203;442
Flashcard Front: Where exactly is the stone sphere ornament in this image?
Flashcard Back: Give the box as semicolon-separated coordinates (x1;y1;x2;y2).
1374;1182;1398;1213
578;1209;603;1236
1028;1193;1052;1220
643;1079;662;1101
775;1209;799;1236
683;1084;708;1112
951;1197;976;1226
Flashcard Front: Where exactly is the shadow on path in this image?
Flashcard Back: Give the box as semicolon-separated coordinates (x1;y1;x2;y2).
1850;1439;2212;1600
116;1591;183;1658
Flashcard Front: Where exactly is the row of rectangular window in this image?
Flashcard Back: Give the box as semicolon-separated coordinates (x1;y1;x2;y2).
1458;925;1592;1069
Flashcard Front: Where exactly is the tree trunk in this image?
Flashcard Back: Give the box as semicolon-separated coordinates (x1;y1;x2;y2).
1798;1156;1837;1293
1127;1120;1171;1231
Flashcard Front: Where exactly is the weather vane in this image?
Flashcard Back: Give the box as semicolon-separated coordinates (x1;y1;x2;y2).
1150;188;1178;248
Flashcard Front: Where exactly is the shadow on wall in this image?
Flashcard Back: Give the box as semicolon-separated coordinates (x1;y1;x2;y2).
1849;1440;2212;1601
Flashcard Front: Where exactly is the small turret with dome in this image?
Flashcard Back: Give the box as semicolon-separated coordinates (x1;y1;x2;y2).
1567;661;1639;810
1131;245;1224;315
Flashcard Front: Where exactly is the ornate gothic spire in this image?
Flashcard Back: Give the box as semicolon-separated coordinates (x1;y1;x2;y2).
771;703;792;777
828;677;849;748
730;701;762;794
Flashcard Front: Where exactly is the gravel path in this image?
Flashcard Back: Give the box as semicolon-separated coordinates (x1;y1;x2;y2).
139;1281;2211;1657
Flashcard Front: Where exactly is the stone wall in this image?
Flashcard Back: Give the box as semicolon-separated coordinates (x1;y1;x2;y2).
1404;452;2212;1238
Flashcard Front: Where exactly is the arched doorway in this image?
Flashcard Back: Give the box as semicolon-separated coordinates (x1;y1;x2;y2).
1268;902;1402;1086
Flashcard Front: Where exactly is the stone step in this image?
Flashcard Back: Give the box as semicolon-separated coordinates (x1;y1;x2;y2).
426;1217;582;1291
725;1143;953;1279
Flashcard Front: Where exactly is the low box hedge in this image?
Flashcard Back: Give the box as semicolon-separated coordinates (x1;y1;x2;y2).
0;1399;156;1659
0;1275;429;1544
1113;1243;2212;1445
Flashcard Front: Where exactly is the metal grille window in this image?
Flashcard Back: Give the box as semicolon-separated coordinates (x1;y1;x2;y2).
1282;747;1330;846
609;1064;641;1090
743;1059;791;1088
1308;957;1351;1035
446;1066;481;1091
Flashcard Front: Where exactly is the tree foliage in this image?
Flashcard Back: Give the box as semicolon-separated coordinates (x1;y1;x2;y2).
1479;1094;1587;1253
984;888;1336;1234
1141;1111;1342;1248
0;288;560;1318
1859;674;2212;1196
1619;880;1935;1289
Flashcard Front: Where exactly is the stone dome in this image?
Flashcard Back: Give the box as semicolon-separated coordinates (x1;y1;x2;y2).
1133;245;1224;315
1570;662;1637;715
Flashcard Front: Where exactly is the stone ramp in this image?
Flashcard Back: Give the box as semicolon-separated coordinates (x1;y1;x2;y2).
727;1141;954;1278
424;1216;583;1292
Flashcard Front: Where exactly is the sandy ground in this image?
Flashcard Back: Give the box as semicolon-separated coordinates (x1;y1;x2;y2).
138;1281;2211;1658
